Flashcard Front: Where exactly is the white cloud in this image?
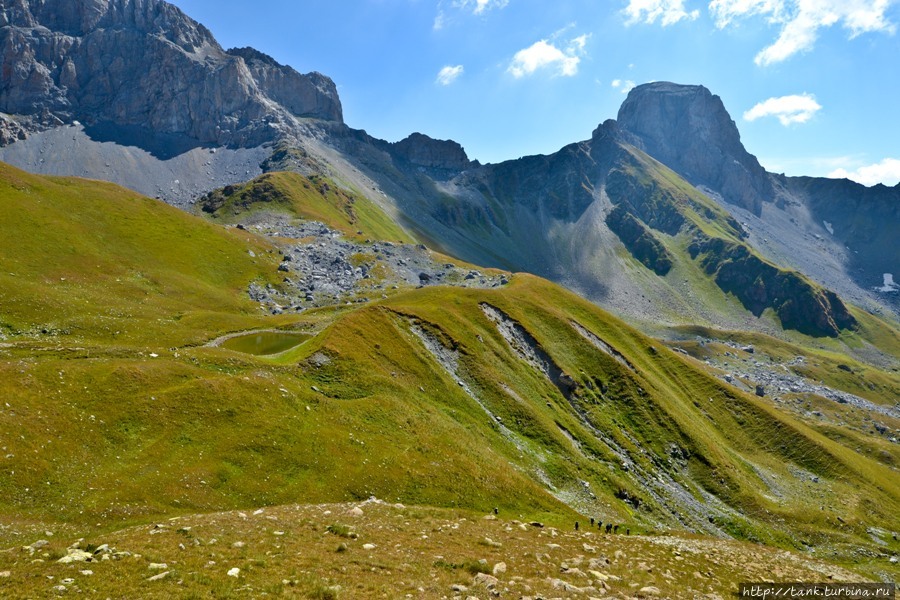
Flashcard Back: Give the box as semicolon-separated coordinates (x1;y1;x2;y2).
624;0;701;26
743;93;822;125
709;0;786;28
709;0;897;65
612;79;637;93
436;65;465;86
433;10;447;30
829;158;900;186
508;35;589;78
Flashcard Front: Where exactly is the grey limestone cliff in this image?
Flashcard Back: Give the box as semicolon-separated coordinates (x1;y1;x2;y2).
0;0;342;147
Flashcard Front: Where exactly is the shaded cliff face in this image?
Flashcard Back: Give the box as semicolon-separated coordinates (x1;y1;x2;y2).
0;0;342;146
617;82;773;215
390;133;472;173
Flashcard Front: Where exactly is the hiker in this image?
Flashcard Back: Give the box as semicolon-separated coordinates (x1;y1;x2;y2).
605;523;612;534
575;521;579;531
590;517;594;527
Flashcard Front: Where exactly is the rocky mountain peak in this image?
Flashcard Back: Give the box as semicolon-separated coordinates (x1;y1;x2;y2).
391;132;471;172
0;0;342;147
617;82;773;214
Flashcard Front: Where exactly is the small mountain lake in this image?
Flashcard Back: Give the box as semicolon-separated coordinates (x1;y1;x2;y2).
221;332;310;355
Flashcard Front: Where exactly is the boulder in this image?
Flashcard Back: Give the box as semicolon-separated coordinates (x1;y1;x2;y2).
57;549;94;563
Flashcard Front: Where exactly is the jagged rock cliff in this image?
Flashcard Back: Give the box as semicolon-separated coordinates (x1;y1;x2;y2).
0;0;342;146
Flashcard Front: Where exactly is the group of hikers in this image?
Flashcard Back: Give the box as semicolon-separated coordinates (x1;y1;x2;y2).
576;518;629;535
491;508;629;535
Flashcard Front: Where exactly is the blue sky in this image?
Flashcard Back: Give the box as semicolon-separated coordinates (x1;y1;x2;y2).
168;0;900;186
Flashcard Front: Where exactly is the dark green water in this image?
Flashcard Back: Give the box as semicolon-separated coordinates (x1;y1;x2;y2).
221;332;309;355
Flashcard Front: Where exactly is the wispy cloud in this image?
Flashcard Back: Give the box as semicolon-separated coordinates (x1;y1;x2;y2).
433;10;447;30
508;34;590;78
611;79;637;94
709;0;897;65
456;0;509;15
436;65;465;86
435;0;510;30
623;0;700;26
829;158;900;186
743;93;822;125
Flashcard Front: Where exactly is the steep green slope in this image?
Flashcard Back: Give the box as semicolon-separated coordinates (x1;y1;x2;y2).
0;164;897;579
611;147;858;337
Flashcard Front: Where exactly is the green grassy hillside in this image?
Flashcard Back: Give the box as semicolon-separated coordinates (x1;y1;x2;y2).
0;163;284;347
197;171;413;243
0;163;897;585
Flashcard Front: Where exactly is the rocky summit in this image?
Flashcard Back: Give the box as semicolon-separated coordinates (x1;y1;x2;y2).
617;83;774;216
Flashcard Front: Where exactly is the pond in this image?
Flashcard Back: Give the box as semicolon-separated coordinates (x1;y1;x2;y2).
221;331;310;356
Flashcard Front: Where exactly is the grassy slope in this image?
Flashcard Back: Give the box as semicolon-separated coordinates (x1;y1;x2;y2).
0;163;284;346
0;163;897;581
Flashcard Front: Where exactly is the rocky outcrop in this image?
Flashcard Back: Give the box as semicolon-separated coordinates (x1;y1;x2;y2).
605;205;673;276
617;83;773;215
391;133;471;172
226;47;342;123
0;113;28;144
0;0;342;147
689;234;857;337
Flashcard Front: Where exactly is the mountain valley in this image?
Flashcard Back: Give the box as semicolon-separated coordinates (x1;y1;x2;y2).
0;0;898;597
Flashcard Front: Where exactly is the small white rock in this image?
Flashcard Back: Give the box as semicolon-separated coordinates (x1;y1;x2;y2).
363;543;376;551
227;567;240;578
149;563;168;570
